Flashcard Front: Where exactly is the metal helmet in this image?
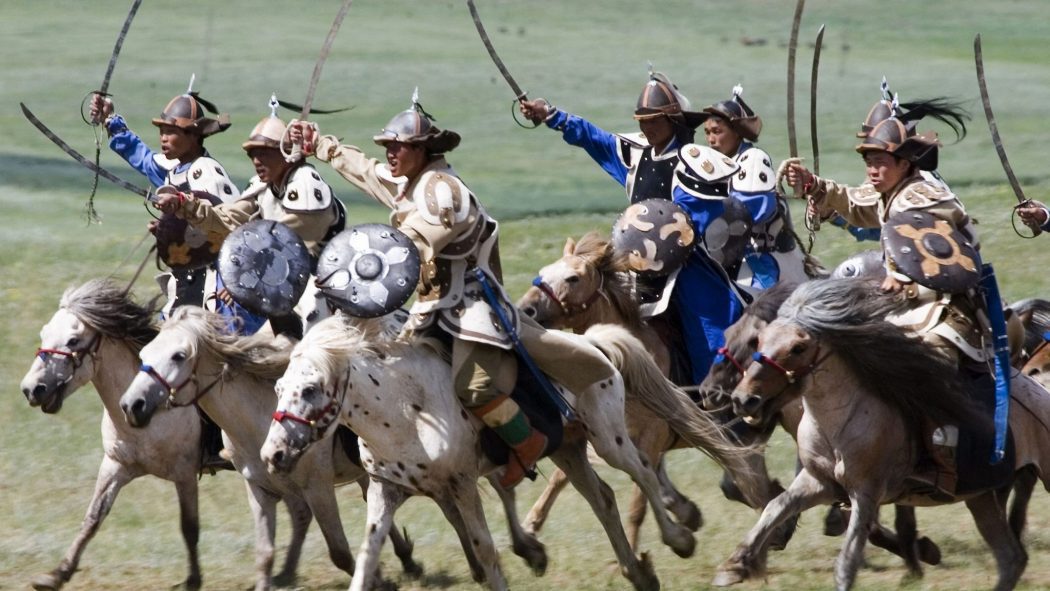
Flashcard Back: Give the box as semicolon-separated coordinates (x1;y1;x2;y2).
153;186;224;271
242;96;287;151
882;210;981;292
151;92;231;137
315;223;421;318
217;219;312;317
611;198;696;277
857;77;896;138
702;85;763;142
634;71;706;129
856;117;941;171
373;90;460;154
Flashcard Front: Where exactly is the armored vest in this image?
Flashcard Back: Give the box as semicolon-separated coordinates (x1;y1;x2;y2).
618;133;678;204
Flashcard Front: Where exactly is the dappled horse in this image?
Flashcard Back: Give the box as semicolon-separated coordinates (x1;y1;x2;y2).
261;312;760;591
517;232;786;549
715;278;1050;591
118;306;420;591
19;280;203;591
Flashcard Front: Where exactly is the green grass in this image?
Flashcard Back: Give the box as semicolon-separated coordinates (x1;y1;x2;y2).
4;1;1050;590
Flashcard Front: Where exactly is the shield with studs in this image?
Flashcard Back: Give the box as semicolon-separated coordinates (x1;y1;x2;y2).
315;223;421;318
218;219;312;316
882;210;981;292
611;198;696;277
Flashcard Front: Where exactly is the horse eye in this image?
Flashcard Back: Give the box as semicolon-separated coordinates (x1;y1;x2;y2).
172;351;187;363
565;275;580;284
747;337;759;350
790;344;806;356
302;385;318;398
67;337;80;348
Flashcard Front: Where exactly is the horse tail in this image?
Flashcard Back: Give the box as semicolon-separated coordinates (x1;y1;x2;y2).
581;323;765;507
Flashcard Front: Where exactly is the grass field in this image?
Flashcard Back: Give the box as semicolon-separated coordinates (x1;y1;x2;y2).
4;1;1050;590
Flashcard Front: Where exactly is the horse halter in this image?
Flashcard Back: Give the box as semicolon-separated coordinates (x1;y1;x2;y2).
531;272;604;317
271;372;347;443
750;345;830;385
35;332;102;378
138;357;223;409
715;345;748;375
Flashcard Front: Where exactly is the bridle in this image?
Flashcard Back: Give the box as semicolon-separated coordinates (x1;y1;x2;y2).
35;332;103;387
531;271;605;318
749;344;831;385
271;370;348;443
138;356;225;409
715;345;749;375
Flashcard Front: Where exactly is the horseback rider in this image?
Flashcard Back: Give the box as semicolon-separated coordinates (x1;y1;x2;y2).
152;96;345;341
292;94;616;488
790;79;967;243
785;105;987;498
700;86;808;289
519;72;755;385
90;85;240;315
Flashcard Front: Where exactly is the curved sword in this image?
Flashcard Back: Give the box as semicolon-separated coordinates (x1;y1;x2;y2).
299;0;353;121
22;103;156;203
465;0;527;102
810;24;825;176
96;0;143;100
786;0;805;159
974;34;1027;205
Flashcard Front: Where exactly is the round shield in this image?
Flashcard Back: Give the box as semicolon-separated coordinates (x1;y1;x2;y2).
831;249;884;280
315;223;421;318
882;210;981;292
154;186;224;271
702;196;753;267
611;199;696;277
218;219;311;317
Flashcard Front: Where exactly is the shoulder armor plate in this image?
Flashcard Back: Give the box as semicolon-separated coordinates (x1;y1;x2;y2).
187;157;238;203
731;147;776;194
677;144;738;182
847;182;881;206
412;171;472;228
281;164;334;212
895;180;956;210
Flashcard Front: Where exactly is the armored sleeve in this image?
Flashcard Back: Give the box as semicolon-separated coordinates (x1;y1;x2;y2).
729;147;778;224
178;193;258;238
315;135;400;208
545;109;628;186
807;176;883;228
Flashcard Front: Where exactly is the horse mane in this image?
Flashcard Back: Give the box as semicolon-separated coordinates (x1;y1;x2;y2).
570;231;640;326
292;312;399;382
780;278;989;434
61;279;158;348
1011;298;1050;354
165;307;291;381
745;281;799;323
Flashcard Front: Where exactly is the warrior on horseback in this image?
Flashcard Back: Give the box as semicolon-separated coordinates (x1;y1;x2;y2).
293;92;618;488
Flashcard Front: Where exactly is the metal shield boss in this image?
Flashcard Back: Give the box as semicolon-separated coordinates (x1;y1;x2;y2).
611;199;696;277
882;210;981;292
154;186;224;271
218;219;311;317
702;196;752;267
315;223;421;318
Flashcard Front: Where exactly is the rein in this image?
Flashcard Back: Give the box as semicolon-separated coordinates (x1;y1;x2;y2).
751;345;832;385
138;360;224;409
715;345;748;375
531;272;604;317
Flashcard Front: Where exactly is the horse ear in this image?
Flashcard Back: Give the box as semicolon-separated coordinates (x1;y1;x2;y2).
563;237;577;256
1015;308;1033;327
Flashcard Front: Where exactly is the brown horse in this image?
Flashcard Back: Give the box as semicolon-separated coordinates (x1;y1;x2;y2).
715;278;1050;591
517;232;786;550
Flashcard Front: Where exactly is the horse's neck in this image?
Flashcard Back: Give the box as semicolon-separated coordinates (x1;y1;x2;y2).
93;338;145;424
194;355;274;446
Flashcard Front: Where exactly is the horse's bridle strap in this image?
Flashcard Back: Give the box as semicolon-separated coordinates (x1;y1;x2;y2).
532;274;603;316
751;346;831;384
716;346;747;375
36;333;102;368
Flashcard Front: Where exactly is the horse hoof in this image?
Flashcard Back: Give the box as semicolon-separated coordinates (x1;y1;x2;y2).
918;536;942;566
401;560;424;580
769;512;800;551
271;570;296;588
823;505;848;537
667;528;696;558
679;503;703;532
711;566;747;587
178;573;203;591
31;572;63;591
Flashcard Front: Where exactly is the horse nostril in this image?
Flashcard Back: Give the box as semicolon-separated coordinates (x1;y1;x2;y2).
522;306;536;318
24;383;45;400
270;449;285;466
743;395;763;415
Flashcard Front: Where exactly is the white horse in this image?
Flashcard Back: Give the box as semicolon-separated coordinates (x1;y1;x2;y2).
118;306;420;591
19;280;203;591
261;312;761;591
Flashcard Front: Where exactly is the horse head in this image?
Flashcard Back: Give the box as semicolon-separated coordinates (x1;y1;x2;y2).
262;315;354;474
120;308;224;428
21;308;102;414
731;317;818;427
1020;332;1050;391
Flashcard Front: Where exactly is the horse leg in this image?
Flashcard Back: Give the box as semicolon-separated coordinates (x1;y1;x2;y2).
444;484;508;591
834;489;879;591
173;476;203;591
272;494;312;587
486;474;548;576
550;439;659;591
967;491;1028;591
522;467;570;536
300;486;356;579
243;481;280;591
350;478;406;591
355;476;424;578
713;469;834;587
31;456;136;591
434;498;487;584
583;397;695;558
1008;466;1037;540
723;449;797;551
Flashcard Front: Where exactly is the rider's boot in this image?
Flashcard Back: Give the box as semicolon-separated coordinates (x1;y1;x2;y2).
911;419;958;500
472;394;548;488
